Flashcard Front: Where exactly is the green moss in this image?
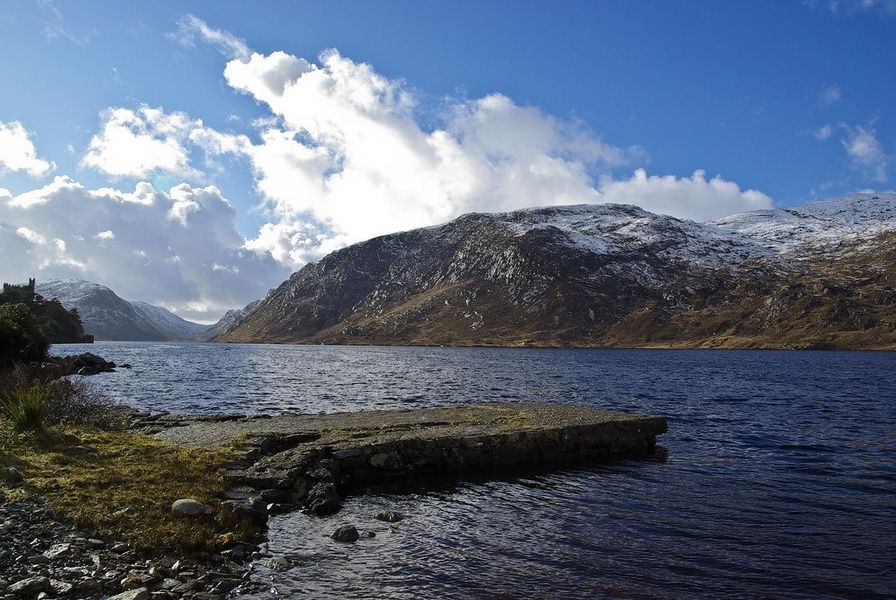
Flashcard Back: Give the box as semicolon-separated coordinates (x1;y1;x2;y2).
0;420;246;554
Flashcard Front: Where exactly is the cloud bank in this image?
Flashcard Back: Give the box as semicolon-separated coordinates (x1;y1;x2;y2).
0;177;288;322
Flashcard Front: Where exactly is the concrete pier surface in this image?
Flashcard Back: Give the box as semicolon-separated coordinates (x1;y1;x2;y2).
150;402;667;517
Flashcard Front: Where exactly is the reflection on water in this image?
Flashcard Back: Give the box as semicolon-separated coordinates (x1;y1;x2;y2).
53;343;896;598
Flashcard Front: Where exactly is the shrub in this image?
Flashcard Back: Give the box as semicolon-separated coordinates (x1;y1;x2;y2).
4;384;46;432
43;378;126;429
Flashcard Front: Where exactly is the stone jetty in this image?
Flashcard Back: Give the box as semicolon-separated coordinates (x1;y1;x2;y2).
150;402;667;522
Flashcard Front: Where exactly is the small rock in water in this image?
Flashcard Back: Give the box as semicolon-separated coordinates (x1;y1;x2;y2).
331;525;360;543
171;498;207;517
376;510;404;523
264;557;293;572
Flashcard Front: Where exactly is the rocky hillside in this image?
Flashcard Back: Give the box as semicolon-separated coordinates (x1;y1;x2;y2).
36;280;208;341
218;193;896;350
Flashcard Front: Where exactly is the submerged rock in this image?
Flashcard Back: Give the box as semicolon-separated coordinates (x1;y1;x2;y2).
376;510;404;523
331;525;359;543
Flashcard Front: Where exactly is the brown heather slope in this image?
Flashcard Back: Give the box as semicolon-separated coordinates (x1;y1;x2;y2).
219;205;896;350
602;232;896;349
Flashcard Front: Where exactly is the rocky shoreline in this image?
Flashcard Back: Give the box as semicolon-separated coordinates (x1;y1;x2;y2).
2;402;667;599
0;491;253;600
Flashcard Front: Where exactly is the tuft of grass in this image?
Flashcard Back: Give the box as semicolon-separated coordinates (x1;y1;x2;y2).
0;421;248;554
4;384;46;433
0;368;126;430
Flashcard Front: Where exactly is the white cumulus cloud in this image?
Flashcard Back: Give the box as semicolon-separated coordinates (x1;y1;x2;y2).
81;106;201;178
1;18;781;320
0;121;56;177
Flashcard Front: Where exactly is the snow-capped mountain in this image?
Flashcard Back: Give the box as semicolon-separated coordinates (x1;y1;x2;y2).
35;279;209;341
713;192;896;255
130;301;209;341
219;192;896;349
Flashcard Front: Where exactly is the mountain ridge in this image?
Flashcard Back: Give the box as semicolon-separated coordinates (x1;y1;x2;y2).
218;192;896;349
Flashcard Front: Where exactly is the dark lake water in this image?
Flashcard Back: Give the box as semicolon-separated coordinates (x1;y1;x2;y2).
54;342;896;599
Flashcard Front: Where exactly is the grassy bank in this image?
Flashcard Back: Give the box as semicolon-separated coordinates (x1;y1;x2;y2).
0;378;248;555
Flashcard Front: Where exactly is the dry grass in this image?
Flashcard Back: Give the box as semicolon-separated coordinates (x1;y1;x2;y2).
0;420;246;554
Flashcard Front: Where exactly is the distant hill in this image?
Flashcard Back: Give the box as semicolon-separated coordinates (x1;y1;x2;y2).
35;279;209;341
195;298;262;342
218;192;896;350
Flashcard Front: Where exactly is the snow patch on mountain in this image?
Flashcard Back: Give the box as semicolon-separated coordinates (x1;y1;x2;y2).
498;204;774;266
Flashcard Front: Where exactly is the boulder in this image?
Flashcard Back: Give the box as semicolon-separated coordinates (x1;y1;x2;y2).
292;476;309;501
49;579;74;595
171;498;208;517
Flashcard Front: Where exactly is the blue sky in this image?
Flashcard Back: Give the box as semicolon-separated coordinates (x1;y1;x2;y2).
0;1;893;319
